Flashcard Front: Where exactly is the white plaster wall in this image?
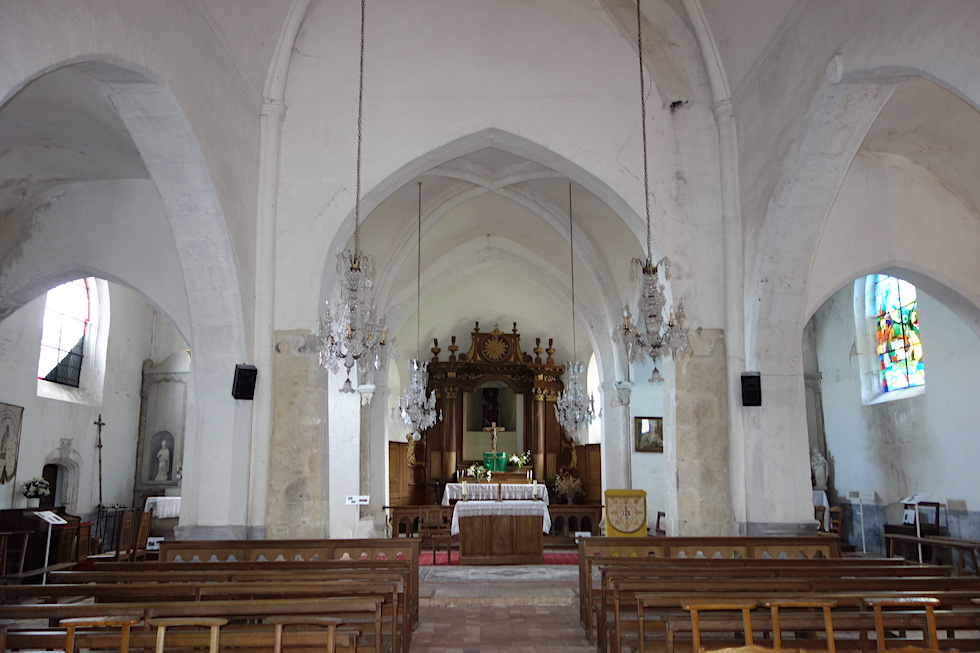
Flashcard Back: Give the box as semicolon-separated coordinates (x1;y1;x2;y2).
276;0;723;334
628;361;666;528
812;283;980;522
0;181;190;336
0;1;262;328
0;282;186;515
809;153;980;323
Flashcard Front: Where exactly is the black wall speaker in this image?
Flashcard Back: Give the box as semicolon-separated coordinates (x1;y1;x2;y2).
741;372;762;407
232;364;258;400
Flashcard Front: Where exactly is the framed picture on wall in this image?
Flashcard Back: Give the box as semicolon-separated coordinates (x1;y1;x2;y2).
0;402;25;483
634;416;663;453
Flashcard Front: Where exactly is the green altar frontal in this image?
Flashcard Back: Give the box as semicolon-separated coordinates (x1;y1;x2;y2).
483;451;507;472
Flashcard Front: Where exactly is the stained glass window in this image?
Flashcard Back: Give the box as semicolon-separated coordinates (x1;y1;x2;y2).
38;278;91;387
873;275;924;393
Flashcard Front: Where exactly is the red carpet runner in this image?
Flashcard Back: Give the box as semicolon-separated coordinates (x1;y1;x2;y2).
420;550;578;566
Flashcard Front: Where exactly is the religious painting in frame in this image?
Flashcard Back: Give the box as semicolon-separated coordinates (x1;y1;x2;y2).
634;416;663;453
0;403;24;483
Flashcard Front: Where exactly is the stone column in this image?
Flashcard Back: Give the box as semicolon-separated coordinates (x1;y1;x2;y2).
600;379;631;492
266;330;329;539
671;328;735;536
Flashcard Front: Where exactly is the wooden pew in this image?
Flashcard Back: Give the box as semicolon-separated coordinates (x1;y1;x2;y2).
0;580;406;653
578;536;843;632
2;597;381;652
885;533;980;575
601;577;980;653
581;556;935;643
635;597;980;653
151;538;420;628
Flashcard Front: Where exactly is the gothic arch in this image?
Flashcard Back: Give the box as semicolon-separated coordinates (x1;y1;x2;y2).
0;58;249;535
44;439;82;516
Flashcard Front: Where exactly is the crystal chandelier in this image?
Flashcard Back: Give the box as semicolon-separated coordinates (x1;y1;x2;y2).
613;0;689;374
317;0;390;393
555;183;597;441
392;183;442;441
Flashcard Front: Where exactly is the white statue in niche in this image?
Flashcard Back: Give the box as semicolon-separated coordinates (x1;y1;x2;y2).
155;439;171;481
810;448;829;491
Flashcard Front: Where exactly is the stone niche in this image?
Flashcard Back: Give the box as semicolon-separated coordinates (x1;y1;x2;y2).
134;351;188;511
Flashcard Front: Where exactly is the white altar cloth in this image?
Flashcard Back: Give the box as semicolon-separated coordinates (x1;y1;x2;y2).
812;490;829;531
442;483;548;505
145;496;181;519
451;500;551;535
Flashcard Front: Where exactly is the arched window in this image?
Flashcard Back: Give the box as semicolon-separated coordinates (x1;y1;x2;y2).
855;274;925;404
38;278;92;387
872;274;924;394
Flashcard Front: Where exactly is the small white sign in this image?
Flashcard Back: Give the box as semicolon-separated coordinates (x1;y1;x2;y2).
902;508;917;525
345;495;370;505
33;510;68;525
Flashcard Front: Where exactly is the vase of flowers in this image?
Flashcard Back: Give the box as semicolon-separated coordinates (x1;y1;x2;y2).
508;450;531;471
465;463;490;482
21;476;50;508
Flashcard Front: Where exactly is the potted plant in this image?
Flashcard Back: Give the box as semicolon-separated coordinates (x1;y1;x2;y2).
21;476;50;508
554;468;583;504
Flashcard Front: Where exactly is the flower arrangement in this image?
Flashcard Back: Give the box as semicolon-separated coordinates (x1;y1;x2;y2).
21;476;50;499
465;463;491;482
554;468;583;504
508;450;531;469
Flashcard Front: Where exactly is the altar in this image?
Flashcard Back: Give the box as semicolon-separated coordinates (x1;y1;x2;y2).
442;483;549;505
452;500;550;565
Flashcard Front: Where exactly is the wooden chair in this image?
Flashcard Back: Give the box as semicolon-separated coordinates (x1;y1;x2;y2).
132;509;153;561
147;616;227;653
76;521;92;562
1;531;31;576
814;506;828;532
269;615;355;653
114;510;136;561
418;506;454;564
683;600;758;653
865;597;940;653
61;615;142;653
828;507;842;535
763;599;837;653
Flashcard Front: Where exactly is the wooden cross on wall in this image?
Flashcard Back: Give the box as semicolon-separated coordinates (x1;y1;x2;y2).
483;421;504;453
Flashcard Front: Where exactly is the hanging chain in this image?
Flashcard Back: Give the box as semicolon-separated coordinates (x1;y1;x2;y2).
569;183;577;360
637;0;651;262
354;0;366;254
417;182;422;358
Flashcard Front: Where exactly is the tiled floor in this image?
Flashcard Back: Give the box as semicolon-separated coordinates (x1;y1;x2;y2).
411;603;594;652
412;566;592;652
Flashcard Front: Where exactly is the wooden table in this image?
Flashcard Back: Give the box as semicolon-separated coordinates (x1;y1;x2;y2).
452;500;549;565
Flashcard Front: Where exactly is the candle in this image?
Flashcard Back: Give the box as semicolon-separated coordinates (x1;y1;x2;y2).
532;479;538;500
461;481;467;500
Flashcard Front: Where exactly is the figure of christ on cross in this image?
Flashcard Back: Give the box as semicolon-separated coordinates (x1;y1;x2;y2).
483;421;505;453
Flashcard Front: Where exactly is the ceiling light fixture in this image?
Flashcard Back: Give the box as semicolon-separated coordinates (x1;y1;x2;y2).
392;183;442;441
614;0;689;378
317;0;391;393
555;183;597;441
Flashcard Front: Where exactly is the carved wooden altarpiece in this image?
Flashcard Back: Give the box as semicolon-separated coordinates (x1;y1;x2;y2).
418;322;575;504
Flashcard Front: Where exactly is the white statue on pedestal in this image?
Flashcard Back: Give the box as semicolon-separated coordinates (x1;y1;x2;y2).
156;439;171;481
810;448;829;491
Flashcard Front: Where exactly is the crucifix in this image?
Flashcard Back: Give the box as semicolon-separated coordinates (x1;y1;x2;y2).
483;421;504;453
93;413;106;508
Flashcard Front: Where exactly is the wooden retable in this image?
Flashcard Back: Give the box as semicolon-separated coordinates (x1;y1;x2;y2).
452;500;549;565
